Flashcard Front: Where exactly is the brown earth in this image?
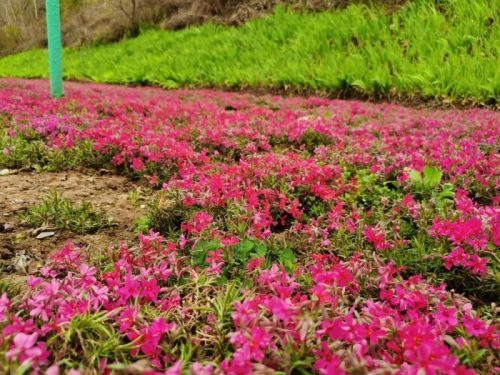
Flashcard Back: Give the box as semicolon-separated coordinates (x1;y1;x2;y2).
0;170;147;285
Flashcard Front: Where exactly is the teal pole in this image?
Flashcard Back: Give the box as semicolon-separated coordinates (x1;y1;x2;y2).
45;0;64;98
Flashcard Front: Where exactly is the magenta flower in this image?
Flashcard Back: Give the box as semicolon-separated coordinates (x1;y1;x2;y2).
462;316;488;337
190;362;213;375
364;226;392;250
140;278;161;302
6;332;49;366
117;274;141;302
432;304;458;329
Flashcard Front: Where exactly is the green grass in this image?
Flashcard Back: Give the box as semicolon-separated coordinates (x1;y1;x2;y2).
0;0;498;103
21;192;114;234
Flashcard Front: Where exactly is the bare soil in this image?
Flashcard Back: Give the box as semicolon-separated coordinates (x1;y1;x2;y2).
0;170;147;283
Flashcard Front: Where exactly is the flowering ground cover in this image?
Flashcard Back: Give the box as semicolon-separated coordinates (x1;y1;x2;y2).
0;78;499;374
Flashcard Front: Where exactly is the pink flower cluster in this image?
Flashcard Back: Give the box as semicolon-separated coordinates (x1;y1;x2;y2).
223;255;498;374
1;237;498;373
1;234;185;373
430;189;498;276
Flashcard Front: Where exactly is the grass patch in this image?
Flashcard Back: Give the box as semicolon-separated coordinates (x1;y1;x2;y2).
135;190;189;237
21;192;114;234
54;311;132;370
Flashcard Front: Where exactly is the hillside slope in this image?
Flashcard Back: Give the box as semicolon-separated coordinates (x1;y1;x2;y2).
0;0;498;104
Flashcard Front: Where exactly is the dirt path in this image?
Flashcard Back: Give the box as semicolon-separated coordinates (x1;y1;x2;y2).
0;170;147;283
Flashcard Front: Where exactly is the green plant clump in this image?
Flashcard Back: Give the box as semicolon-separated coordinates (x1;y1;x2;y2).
21;192;114;234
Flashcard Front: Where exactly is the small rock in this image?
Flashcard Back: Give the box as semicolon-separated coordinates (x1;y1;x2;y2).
12;251;31;274
36;231;56;240
0;223;13;232
0;169;11;176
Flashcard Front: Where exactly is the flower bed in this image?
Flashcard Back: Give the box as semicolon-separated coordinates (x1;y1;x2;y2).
0;79;498;373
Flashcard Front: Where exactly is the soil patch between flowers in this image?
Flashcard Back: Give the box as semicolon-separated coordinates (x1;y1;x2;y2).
0;171;146;281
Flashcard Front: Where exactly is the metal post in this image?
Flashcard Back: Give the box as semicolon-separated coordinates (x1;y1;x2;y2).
45;0;63;98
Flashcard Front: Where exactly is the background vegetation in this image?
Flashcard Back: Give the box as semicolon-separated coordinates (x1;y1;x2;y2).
0;0;407;56
0;0;498;104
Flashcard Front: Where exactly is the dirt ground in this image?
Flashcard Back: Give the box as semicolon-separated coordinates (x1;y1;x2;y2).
0;170;147;286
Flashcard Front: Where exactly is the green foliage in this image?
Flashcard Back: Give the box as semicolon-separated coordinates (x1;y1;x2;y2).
300;130;333;152
231;238;268;265
436;182;455;210
0;130;113;171
343;168;402;210
136;190;189;237
54;311;132;369
192;236;299;274
408;165;456;211
193;239;221;267
0;0;498;102
409;166;443;191
277;247;296;272
21;192;113;234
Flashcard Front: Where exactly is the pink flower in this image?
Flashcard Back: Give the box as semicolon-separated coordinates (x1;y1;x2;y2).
131;157;145;171
432;304;458;329
0;292;10;321
207;261;224;275
462;316;488;337
79;264;97;284
150;317;176;338
189;212;213;234
140;278;161;302
442;247;468;270
403;341;458;374
118;306;138;333
314;343;346;375
6;332;49;366
264;297;294;324
206;249;223;263
464;254;488;276
401;194;420;219
117;274;141;302
221;236;240;246
246;257;264;271
190;362;213;375
364;226;392;250
46;365;60;375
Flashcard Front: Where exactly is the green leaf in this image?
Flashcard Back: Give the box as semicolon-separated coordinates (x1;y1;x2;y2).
409;169;422;185
252;243;268;258
422;166;442;190
438;183;455;200
234;239;255;253
233;239;256;264
278;248;296;272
